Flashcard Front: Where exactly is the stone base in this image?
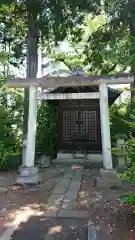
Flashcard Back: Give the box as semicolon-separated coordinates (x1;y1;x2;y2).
54;152;103;164
117;156;126;168
116;166;128;173
96;169;122;189
16;166;41;185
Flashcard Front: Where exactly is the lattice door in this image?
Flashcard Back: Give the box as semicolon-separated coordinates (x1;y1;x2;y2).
62;110;97;142
80;110;97;141
63;111;78;141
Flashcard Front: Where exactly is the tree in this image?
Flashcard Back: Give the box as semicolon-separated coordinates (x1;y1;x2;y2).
0;48;24;168
50;1;134;77
102;0;135;78
45;13;130;75
2;0;134;140
0;3;27;69
0;0;103;139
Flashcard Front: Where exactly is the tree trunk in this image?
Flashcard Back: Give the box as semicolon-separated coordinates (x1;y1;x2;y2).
23;11;38;138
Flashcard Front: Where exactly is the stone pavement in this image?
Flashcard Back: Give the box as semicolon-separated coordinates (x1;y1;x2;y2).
44;165;89;218
0;165;89;240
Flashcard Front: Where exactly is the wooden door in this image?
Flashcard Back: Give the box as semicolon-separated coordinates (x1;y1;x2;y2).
80;110;97;141
57;103;101;152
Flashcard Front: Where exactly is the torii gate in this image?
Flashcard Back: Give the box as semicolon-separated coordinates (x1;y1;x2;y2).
7;73;133;184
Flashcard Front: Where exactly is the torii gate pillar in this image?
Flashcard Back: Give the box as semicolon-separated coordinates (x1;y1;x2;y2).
16;85;40;184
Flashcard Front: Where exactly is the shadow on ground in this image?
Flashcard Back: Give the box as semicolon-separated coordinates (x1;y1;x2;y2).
11;216;88;240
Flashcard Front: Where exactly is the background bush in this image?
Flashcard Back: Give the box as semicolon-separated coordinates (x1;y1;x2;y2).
36;101;56;157
110;99;131;142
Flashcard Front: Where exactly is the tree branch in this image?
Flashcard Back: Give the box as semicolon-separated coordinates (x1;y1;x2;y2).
74;48;82;58
55;57;72;70
101;63;117;74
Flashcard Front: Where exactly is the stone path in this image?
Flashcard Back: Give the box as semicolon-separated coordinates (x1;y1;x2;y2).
0;165;90;240
44;165;89;218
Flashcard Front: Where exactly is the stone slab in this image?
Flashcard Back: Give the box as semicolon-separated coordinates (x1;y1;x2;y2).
63;174;74;178
71;178;81;183
75;167;84;171
63;195;77;202
43;179;57;191
68;184;80;189
74;169;83;173
73;172;83;176
44;210;57;217
55;183;69;189
65;190;79;198
61;199;77;210
55;153;102;163
72;174;82;178
58;210;89;218
73;171;82;176
46;204;59;212
68;181;80;185
61;203;76;210
74;169;83;174
68;185;80;192
48;194;64;205
58;179;71;184
56;180;70;188
72;173;82;179
69;180;81;185
64;170;75;174
69;184;80;190
52;186;68;194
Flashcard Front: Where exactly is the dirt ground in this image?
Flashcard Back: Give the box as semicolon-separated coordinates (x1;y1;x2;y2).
0;166;65;224
11;217;88;240
1;165;135;239
77;166;135;239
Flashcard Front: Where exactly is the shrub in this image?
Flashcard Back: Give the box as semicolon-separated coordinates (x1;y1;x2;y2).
112;138;135;183
0;87;23;170
110;97;135;185
120;192;135;205
36;101;56;156
110;99;131;142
